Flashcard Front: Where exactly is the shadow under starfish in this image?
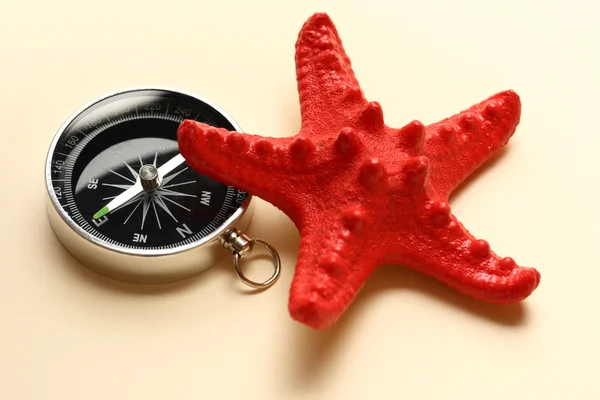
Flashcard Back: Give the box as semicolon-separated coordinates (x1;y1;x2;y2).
176;12;541;330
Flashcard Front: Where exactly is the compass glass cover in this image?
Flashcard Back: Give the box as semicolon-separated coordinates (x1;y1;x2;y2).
47;88;249;251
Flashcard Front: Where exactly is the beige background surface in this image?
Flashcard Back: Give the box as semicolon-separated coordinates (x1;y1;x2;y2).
0;0;598;399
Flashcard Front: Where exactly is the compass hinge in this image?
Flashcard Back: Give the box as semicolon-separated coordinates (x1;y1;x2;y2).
220;228;254;257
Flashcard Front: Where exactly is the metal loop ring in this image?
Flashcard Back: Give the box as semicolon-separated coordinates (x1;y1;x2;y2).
233;239;281;289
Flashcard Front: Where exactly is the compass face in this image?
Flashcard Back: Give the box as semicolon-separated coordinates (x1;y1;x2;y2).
46;88;249;253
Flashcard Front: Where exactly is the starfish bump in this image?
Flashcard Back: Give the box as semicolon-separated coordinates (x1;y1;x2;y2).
177;12;541;329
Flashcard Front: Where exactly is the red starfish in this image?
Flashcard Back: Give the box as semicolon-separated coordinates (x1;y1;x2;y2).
177;12;541;329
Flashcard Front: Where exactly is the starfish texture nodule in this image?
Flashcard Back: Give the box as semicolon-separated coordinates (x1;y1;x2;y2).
177;12;541;329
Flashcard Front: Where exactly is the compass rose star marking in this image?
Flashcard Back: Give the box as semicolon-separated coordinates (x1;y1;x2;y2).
156;192;190;212
124;161;139;180
123;197;143;225
140;195;151;229
162;180;196;189
162;167;187;185
109;169;135;184
158;188;197;198
103;157;194;229
151;199;162;229
176;12;541;330
153;193;178;222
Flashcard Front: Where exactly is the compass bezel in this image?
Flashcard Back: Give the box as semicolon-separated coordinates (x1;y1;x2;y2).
44;86;253;259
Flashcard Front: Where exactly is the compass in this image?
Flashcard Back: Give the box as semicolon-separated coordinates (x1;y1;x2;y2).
44;87;280;287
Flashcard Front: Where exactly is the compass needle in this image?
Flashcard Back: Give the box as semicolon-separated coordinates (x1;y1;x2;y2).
119;192;144;211
102;183;132;190
45;87;280;288
93;181;143;218
93;206;109;220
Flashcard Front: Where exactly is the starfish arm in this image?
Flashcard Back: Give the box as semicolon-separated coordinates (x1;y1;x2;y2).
177;120;294;208
385;202;540;304
422;90;521;199
287;212;378;330
171;12;540;330
294;13;369;133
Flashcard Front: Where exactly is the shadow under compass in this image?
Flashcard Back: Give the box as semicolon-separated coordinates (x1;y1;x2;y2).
47;230;216;296
56;251;208;296
41;201;300;303
47;202;302;297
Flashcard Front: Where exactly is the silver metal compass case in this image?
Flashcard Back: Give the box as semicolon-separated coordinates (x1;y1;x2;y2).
44;86;255;284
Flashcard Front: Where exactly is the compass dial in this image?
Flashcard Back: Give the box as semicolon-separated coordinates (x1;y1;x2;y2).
46;88;249;254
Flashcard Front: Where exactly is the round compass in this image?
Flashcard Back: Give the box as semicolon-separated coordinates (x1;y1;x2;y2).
45;87;280;286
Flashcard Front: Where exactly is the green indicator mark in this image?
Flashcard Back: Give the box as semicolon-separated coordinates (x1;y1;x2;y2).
93;206;109;220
